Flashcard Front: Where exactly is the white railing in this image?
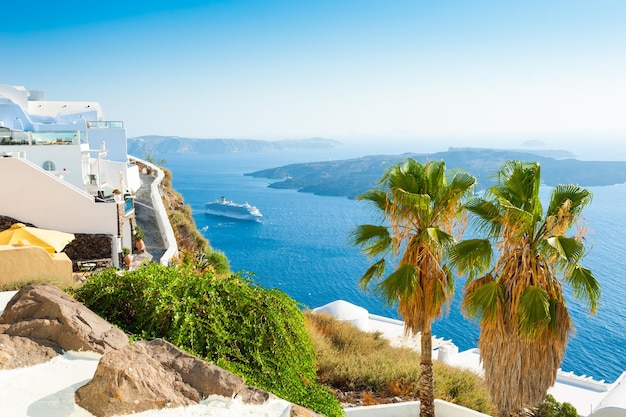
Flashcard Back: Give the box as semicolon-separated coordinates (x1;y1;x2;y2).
130;156;178;265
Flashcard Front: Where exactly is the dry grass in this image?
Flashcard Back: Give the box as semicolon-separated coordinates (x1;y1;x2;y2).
305;311;493;414
0;278;79;292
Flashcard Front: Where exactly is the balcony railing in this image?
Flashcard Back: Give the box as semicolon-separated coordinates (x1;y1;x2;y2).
0;128;82;145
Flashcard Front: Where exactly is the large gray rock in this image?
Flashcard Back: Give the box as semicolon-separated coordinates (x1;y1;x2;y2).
0;284;128;353
75;338;246;417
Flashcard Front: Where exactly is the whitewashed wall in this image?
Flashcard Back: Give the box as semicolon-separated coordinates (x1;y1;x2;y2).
0;157;118;236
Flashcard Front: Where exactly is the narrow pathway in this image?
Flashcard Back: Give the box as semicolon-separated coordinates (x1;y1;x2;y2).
132;172;167;267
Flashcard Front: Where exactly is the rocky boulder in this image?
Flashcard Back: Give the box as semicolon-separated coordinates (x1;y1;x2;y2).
0;284;128;354
0;333;58;370
290;404;327;417
75;338;246;417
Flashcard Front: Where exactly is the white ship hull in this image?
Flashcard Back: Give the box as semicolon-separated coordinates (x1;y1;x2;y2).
205;197;263;221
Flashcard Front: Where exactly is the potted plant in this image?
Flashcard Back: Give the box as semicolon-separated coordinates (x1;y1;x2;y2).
122;247;132;268
134;225;145;251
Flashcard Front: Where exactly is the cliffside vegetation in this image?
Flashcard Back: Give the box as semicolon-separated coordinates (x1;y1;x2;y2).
73;263;344;417
158;165;209;256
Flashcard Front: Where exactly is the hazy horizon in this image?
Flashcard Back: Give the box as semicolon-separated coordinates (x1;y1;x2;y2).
3;1;625;161
130;133;626;162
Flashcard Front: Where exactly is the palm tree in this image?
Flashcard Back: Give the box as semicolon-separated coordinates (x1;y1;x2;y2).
450;160;600;416
352;158;476;417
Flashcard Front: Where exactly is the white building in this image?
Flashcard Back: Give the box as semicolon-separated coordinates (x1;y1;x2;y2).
0;84;142;268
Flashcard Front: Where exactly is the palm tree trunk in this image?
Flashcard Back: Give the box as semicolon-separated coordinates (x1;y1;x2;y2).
420;325;435;417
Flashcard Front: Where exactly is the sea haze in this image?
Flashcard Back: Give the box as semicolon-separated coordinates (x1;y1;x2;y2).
164;148;626;383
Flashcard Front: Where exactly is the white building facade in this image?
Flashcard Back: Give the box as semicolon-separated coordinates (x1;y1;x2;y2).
0;84;142;268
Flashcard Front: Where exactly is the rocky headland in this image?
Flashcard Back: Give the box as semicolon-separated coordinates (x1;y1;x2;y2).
245;147;626;199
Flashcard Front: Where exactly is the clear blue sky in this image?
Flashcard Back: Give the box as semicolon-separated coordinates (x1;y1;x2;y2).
2;1;625;158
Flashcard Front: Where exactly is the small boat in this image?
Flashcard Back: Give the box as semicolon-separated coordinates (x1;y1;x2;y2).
205;197;263;221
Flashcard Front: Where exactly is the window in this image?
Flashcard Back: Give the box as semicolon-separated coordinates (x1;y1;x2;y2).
42;161;56;171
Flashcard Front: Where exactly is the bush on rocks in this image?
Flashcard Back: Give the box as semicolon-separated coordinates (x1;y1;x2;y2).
72;264;343;417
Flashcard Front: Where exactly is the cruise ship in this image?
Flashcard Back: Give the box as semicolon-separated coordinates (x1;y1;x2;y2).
205;197;263;221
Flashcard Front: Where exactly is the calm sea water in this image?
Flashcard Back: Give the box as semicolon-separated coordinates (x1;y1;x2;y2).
165;149;626;383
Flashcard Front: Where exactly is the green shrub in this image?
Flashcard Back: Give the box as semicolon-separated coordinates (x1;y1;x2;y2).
73;264;343;417
189;249;230;275
534;394;578;417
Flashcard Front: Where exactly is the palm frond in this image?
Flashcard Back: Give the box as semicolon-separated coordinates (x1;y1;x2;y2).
491;160;542;218
426;227;456;249
566;264;600;314
376;263;418;304
448;238;493;278
431;269;450;313
436;170;476;222
465;197;502;236
359;258;387;290
356;189;388;213
425;159;446;200
547;184;593;218
447;171;477;198
517;285;551;337
392;189;432;221
545;236;584;263
462;277;502;324
498;203;536;235
389;159;425;194
442;263;455;295
351;224;391;258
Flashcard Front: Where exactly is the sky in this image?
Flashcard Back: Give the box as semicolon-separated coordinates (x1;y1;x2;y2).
2;0;625;159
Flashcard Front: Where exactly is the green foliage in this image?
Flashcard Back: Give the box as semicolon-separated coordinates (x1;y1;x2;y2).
188;249;230;275
72;264;343;417
534;394;578;417
134;225;145;241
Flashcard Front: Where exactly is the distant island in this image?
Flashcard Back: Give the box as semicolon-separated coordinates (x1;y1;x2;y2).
245;147;626;199
128;135;340;157
127;136;626;198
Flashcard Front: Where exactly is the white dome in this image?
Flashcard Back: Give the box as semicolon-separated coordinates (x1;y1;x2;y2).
312;300;370;331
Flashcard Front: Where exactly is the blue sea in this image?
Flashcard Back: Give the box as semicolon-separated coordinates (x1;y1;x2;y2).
165;148;626;383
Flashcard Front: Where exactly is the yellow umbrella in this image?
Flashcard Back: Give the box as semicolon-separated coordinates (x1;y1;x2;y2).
0;223;75;254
